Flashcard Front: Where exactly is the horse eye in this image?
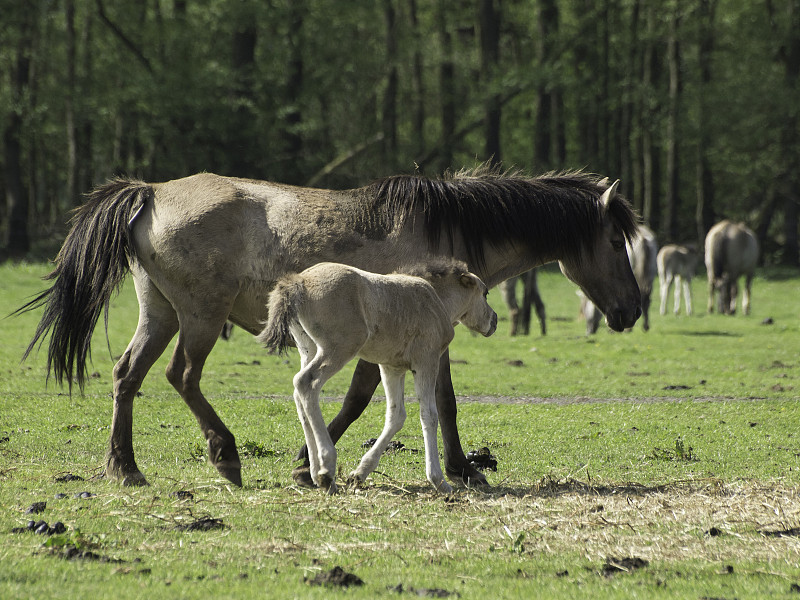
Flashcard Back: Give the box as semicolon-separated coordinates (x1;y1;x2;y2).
612;240;625;251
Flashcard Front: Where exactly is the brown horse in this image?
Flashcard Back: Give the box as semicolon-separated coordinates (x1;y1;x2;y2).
704;220;758;315
18;167;641;488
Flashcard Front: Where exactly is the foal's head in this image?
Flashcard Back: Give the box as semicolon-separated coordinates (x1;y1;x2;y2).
398;260;497;337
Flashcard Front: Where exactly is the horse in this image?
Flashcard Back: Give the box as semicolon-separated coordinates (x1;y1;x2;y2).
657;244;698;316
580;225;657;334
17;167;641;488
259;260;497;495
497;268;546;335
704;220;758;315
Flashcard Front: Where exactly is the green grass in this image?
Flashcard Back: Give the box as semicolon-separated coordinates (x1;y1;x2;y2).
2;261;800;599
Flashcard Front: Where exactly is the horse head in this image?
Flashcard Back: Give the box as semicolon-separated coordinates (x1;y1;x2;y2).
558;181;642;332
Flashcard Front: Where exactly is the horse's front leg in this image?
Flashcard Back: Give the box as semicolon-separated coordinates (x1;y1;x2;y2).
415;362;453;494
292;359;382;487
436;350;488;487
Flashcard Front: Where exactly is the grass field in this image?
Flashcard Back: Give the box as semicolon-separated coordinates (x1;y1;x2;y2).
2;261;800;599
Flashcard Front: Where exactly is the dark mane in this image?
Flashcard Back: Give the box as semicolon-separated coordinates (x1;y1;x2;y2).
394;258;470;280
364;166;639;270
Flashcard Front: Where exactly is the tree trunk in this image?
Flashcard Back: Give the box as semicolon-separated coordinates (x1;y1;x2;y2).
4;9;33;256
479;0;501;165
436;0;455;171
382;0;398;165
534;0;558;170
664;2;682;241
231;2;260;179
695;0;717;245
409;0;425;156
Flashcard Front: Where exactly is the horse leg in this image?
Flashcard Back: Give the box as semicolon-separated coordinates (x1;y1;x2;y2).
292;342;354;494
292;359;382;487
498;278;519;336
683;277;693;315
350;365;407;484
729;280;739;314
707;277;715;313
659;275;670;315
672;275;682;315
415;361;453;494
742;274;753;315
107;275;178;486
436;349;488;487
166;319;242;486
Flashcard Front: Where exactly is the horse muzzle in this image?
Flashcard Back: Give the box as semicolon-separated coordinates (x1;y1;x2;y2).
484;312;498;337
605;304;642;332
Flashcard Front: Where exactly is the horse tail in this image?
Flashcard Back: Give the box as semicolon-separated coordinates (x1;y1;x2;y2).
15;178;152;392
711;232;728;283
258;275;305;355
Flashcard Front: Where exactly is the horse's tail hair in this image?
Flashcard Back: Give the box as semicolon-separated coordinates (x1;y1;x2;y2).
710;234;728;283
14;178;152;393
258;275;305;355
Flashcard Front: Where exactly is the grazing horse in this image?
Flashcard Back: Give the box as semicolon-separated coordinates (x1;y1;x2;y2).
259;260;497;494
581;225;657;334
497;269;546;336
18;168;640;488
705;220;758;315
657;244;698;316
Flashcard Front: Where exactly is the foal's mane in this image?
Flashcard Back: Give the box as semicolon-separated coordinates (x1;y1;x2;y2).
364;166;639;269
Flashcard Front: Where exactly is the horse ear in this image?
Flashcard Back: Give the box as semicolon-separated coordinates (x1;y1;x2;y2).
600;179;620;208
459;273;475;288
598;177;609;187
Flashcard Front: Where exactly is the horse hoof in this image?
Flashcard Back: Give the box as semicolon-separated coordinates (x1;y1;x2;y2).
446;464;489;488
292;465;317;488
435;481;454;495
121;473;150;487
318;473;337;495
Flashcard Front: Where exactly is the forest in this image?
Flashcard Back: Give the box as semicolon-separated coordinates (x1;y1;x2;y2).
1;0;799;265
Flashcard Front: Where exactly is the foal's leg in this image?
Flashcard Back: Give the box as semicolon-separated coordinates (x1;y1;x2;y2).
415;361;453;494
166;316;242;486
350;365;407;484
659;275;670;315
673;275;682;314
107;274;178;486
436;350;488;487
683;277;693;315
292;359;382;487
292;342;355;494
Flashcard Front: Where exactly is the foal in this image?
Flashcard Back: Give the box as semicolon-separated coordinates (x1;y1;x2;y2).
657;244;699;316
259;260;497;494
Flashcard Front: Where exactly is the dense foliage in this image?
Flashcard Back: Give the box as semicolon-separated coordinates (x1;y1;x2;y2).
1;0;798;264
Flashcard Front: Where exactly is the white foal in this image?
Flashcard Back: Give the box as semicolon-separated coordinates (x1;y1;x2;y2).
259;260;497;494
657;244;699;316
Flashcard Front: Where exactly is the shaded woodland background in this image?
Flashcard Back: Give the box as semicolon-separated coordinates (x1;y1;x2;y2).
2;0;799;264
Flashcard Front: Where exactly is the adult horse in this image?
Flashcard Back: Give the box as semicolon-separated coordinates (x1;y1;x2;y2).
497;269;546;336
19;168;641;488
704;220;758;315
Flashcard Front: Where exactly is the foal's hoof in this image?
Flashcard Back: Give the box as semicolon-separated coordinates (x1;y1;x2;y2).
291;465;317;489
104;459;149;487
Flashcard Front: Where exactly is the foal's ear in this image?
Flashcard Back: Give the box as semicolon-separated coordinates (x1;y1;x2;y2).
600;179;620;208
459;273;476;288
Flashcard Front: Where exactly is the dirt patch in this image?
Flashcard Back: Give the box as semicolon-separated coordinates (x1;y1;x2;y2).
602;556;649;576
174;517;225;532
305;566;363;588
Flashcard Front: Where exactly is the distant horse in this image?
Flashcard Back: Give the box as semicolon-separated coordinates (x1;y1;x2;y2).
497;268;546;335
259;260;497;494
657;244;698;316
17;167;640;488
581;225;657;334
705;220;758;315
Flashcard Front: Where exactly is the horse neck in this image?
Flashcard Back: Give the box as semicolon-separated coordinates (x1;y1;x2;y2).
428;283;469;323
475;243;557;289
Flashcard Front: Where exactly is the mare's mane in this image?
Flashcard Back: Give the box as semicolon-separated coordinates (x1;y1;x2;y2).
364;167;639;269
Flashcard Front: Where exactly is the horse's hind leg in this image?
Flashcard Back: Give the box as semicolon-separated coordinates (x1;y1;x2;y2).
683;277;693;315
350;365;407;485
742;275;753;315
292;359;382;487
659;275;670;315
166;313;242;486
107;275;178;486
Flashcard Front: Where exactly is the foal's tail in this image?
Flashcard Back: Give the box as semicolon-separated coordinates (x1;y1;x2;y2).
15;178;153;392
258;275;305;355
